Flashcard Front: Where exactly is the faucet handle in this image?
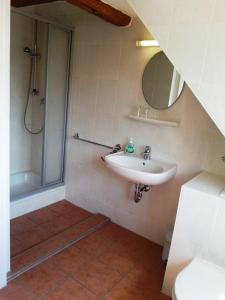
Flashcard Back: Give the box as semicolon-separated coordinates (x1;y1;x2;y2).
110;144;122;154
114;144;121;151
144;146;151;153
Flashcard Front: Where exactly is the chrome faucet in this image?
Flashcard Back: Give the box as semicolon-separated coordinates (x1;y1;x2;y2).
143;146;151;160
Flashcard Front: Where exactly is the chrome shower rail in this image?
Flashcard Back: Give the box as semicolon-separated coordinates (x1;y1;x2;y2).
73;133;113;150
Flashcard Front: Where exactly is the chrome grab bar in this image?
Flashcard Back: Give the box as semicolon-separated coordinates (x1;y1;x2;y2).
73;133;113;150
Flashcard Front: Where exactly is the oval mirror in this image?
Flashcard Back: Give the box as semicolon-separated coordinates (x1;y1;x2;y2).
142;51;184;110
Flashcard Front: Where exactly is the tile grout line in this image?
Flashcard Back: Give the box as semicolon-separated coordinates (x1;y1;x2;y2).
11;213;102;260
48;238;119;298
45;233;128;299
8;216;110;282
100;260;136;299
69;245;137;299
38;275;70;300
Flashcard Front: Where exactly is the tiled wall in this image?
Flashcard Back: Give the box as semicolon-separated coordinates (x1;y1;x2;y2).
65;13;225;244
128;0;225;137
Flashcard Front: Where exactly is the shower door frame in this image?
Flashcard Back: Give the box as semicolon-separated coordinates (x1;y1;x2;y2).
11;9;73;200
41;23;72;188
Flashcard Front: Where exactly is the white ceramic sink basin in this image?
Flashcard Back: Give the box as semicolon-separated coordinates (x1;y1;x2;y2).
104;152;177;186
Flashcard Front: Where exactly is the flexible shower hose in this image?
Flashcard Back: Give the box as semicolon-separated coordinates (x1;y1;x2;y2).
24;57;44;135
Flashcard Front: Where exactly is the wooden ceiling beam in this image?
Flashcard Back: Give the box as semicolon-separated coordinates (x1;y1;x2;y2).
11;0;57;7
11;0;131;27
66;0;131;26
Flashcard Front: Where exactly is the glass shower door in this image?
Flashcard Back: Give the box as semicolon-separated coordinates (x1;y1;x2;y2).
10;12;72;201
42;25;71;185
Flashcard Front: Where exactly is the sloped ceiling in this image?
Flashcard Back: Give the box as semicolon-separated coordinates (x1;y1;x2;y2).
128;0;225;138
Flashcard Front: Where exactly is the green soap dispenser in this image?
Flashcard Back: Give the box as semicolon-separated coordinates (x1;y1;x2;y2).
125;137;135;154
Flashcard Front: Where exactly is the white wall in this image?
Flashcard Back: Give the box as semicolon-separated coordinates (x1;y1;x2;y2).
65;13;225;244
0;0;10;287
163;172;225;296
128;0;225;137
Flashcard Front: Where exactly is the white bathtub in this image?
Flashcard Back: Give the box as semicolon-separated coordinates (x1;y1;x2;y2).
10;171;41;199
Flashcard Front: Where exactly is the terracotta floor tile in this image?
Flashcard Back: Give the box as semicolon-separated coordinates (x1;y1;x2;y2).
113;232;155;256
15;226;52;252
128;234;156;253
96;223;132;242
11;200;89;226
58;224;86;241
75;214;109;232
158;293;171;300
11;237;26;257
61;205;92;222
10;201;96;260
73;259;122;297
104;277;159;300
37;235;66;253
26;207;60;225
11;248;41;272
90;227;116;244
14;262;66;298
133;244;165;272
58;214;107;242
12;235;66;272
0;282;36;300
48;200;69;209
48;200;86;215
127;265;164;291
41;201;74;221
11;217;37;236
76;231;113;258
96;223;156;257
99;246;135;275
9;202;167;300
49;245;93;275
40;215;75;235
44;277;98;300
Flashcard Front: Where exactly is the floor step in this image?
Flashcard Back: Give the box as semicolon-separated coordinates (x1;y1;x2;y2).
8;213;110;281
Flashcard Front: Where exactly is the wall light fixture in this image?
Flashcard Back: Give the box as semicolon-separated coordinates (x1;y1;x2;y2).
136;40;160;47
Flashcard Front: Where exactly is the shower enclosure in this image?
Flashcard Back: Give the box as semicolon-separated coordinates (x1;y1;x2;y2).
10;11;72;200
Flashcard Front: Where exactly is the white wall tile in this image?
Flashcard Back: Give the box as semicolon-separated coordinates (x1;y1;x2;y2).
66;14;225;246
26;3;225;246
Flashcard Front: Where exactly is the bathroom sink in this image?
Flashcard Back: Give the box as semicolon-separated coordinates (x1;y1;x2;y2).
104;152;177;186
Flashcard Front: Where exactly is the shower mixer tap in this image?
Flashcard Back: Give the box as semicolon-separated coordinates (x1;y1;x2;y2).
23;47;40;58
40;98;45;105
